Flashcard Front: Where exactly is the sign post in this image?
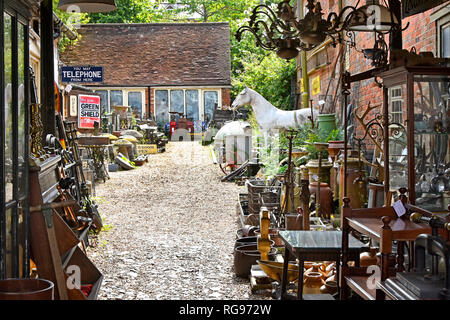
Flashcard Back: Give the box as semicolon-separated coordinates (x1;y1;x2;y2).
61;66;103;83
78;95;101;129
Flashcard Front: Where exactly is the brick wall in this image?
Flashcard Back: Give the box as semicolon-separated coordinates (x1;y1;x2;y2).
221;88;231;109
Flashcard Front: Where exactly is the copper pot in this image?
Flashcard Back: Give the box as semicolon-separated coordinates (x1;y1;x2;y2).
0;279;54;300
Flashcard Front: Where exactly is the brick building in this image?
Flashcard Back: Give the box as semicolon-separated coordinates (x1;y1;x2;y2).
297;1;450;143
60;22;232;125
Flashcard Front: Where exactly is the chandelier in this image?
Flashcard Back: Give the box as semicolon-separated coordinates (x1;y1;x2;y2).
236;0;400;60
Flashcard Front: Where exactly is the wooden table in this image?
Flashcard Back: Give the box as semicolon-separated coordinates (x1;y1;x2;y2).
279;230;367;300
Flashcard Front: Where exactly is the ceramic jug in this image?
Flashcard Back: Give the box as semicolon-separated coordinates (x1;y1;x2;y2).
320;280;338;295
303;272;325;294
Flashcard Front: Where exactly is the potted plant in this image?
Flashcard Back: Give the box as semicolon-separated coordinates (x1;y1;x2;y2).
304;128;343;185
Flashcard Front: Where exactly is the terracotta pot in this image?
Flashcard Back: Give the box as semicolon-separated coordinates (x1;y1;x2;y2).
234;245;277;278
133;159;145;166
306;263;330;280
327;140;345;160
360;247;378;267
320;280;338;295
325;261;335;272
326;274;336;283
291;150;308;160
309;182;333;218
305;262;322;274
303;261;315;271
0;279;54;300
303;272;325;294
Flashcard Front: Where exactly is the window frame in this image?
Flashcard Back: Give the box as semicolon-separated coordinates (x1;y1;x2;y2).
441;21;450;58
1;1;31;280
436;12;450;58
154;87;221;123
390;86;403;125
94;88;146;118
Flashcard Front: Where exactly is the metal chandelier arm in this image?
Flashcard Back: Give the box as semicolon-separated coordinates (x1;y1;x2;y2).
250;4;294;34
235;25;278;51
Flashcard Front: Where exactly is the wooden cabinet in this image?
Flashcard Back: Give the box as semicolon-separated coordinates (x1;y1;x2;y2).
378;66;450;211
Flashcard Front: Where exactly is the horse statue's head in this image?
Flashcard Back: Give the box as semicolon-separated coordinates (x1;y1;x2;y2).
231;86;252;111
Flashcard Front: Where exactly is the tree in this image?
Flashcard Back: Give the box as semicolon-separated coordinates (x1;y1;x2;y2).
53;0;90;52
85;0;177;23
178;0;252;22
233;51;296;110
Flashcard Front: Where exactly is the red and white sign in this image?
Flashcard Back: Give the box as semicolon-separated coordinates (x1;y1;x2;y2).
78;94;101;129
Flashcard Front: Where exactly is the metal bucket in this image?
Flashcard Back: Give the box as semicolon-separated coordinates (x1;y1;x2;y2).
233;244;277;278
234;236;274;248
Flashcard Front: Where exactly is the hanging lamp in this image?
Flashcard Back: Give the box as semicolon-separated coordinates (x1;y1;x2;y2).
346;0;399;32
57;0;117;13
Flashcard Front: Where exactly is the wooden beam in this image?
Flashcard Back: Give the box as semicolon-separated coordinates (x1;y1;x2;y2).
389;0;403;52
40;0;55;137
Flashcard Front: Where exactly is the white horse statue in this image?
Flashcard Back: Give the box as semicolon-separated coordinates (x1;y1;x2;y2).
231;87;318;137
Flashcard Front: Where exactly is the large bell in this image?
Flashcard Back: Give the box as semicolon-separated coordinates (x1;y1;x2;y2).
57;0;117;13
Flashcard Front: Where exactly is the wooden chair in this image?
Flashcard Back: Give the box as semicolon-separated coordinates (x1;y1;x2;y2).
340;189;435;300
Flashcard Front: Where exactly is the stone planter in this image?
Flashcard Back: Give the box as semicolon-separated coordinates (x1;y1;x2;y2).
305;158;332;185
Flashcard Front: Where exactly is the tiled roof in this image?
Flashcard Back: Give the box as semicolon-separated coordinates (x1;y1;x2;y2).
60;23;231;87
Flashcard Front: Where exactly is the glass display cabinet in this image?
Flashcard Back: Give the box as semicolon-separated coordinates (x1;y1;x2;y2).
379;66;450;212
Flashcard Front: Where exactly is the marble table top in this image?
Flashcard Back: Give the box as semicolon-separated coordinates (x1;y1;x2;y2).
279;230;367;253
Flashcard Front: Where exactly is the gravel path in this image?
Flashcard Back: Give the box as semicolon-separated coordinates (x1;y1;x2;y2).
87;141;264;300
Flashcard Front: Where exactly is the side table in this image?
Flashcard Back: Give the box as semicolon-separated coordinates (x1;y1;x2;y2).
279;230;367;300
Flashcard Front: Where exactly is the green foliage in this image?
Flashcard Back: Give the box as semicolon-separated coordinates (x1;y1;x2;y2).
85;0;176;23
178;0;252;22
232;51;296;110
53;0;90;52
278;122;313;151
101;223;114;232
305;128;343;160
